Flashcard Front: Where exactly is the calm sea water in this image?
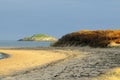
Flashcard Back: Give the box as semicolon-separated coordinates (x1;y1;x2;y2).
0;53;4;59
0;40;51;48
0;40;52;59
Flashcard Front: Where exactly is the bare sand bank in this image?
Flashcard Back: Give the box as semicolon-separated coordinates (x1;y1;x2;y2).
0;49;67;76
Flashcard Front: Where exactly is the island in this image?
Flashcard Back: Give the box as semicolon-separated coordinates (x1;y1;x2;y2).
18;34;57;42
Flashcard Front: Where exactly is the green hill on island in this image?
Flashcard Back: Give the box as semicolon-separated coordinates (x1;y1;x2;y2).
18;34;57;42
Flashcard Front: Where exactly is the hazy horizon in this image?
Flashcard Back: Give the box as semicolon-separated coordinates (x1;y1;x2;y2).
0;0;120;40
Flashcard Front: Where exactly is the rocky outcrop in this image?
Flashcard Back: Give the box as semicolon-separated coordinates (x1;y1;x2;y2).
18;34;57;42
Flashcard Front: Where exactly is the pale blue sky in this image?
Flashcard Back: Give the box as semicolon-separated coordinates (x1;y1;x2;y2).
0;0;120;40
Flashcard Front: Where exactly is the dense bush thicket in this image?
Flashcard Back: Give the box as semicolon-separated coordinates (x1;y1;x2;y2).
52;30;120;47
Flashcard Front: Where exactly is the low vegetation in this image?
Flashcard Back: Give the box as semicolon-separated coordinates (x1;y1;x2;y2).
94;68;120;80
52;30;120;47
19;34;57;42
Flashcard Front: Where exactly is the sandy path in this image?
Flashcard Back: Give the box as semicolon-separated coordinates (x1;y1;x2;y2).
0;49;67;77
1;48;120;80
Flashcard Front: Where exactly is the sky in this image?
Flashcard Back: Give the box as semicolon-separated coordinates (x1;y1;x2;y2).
0;0;120;40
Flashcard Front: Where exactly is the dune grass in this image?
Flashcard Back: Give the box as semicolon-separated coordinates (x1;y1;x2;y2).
94;68;120;80
52;30;120;47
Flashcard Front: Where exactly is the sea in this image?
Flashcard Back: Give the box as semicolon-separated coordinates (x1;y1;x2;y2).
0;40;51;48
0;40;52;59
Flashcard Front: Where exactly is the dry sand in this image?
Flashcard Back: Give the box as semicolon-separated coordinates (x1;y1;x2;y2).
0;49;67;76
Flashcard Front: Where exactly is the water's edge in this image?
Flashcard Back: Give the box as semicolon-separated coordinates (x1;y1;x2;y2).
0;53;10;59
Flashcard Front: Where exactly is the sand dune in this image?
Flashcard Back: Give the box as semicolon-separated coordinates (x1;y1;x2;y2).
52;30;120;47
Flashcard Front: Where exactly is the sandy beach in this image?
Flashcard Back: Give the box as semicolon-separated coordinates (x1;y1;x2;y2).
0;49;68;77
0;47;120;80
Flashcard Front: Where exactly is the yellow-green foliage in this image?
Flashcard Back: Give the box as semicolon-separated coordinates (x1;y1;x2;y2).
94;68;120;80
19;34;57;42
52;30;120;47
32;34;49;38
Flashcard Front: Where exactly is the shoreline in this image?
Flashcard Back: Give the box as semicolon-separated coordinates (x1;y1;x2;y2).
1;47;120;80
0;53;10;60
0;47;74;78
